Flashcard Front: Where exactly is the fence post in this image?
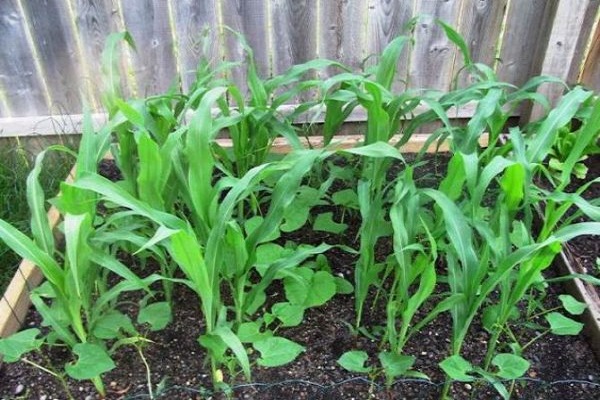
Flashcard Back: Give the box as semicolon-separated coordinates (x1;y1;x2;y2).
526;0;600;122
580;12;600;89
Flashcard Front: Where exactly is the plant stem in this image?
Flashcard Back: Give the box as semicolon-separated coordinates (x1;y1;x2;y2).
137;345;154;399
22;358;74;400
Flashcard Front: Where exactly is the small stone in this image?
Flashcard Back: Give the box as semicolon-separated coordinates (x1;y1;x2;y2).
39;396;48;400
14;384;25;395
588;375;595;381
420;351;427;355
85;395;94;400
465;383;472;390
110;381;117;388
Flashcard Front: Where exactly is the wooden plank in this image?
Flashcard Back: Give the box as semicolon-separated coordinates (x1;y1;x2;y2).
220;0;270;94
556;250;600;360
409;0;462;91
271;0;319;76
579;10;600;91
455;0;509;88
366;0;414;92
21;0;83;114
496;0;558;87
0;0;49;116
0;166;76;340
171;0;220;92
0;100;508;137
528;0;600;121
71;0;129;107
120;0;178;97
319;0;369;72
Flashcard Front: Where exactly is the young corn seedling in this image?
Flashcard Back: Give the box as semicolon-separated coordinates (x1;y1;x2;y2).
0;143;158;396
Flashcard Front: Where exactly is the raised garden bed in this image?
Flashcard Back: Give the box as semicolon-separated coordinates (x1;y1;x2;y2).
1;27;599;400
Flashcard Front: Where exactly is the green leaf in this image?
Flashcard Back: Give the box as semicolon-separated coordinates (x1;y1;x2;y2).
305;271;337;307
332;189;359;209
343;142;405;162
272;302;305;327
0;329;43;362
337;350;372;373
313;212;347;234
334;276;354;294
255;337;305;367
27;150;55;255
437;20;471;66
65;343;116;380
138;302;172;331
378;352;415;378
559;295;587;315
245;216;280;242
213;326;252;380
93;311;135;339
439;355;475;382
237;322;272;343
545;312;584;335
492;353;530;380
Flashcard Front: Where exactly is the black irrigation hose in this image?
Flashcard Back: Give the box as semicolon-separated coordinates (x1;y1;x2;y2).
121;377;600;399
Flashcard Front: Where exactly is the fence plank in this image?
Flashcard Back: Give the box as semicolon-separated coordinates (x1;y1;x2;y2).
120;0;178;97
496;0;557;87
455;0;508;87
0;0;49;116
271;0;318;75
409;0;462;91
71;0;129;107
367;0;414;92
529;0;599;120
221;0;270;95
171;0;220;92
21;0;83;114
580;18;600;90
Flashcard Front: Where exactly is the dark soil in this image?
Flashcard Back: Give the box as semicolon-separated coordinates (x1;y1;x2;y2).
1;157;600;400
561;154;600;282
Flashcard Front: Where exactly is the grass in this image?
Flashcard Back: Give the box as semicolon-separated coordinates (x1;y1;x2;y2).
0;137;75;293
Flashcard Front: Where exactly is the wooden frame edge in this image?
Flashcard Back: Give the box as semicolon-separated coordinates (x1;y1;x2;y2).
555;251;600;359
0;165;76;339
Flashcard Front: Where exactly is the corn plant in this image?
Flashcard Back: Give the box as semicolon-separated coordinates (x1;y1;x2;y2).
0;144;159;397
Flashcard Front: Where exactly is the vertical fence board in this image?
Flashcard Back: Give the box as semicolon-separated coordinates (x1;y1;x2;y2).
271;0;318;75
22;0;83;114
529;0;600;120
71;0;128;108
0;0;48;116
367;0;414;91
221;0;269;95
496;0;557;87
409;0;462;91
455;0;508;87
121;0;178;97
580;18;600;90
171;0;220;92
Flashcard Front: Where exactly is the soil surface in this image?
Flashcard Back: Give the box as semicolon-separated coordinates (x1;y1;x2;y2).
1;157;599;400
561;154;600;283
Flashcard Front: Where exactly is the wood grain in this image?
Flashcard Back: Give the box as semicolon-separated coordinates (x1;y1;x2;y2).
367;0;414;91
71;0;128;106
496;0;558;87
0;0;49;116
455;0;508;87
271;0;319;75
528;0;599;120
409;0;462;91
121;0;178;97
171;0;220;92
221;0;269;94
580;17;600;90
21;0;83;114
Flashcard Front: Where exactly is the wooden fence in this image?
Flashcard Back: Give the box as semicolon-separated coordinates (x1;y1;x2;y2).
0;0;599;132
